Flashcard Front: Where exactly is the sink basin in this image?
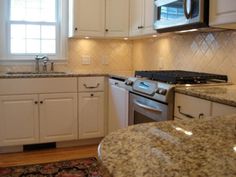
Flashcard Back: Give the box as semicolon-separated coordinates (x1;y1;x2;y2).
6;71;67;75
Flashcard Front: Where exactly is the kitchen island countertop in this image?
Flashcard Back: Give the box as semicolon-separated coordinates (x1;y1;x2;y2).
98;115;236;177
175;84;236;107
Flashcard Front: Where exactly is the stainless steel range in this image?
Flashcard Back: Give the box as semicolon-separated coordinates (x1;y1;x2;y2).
125;70;228;125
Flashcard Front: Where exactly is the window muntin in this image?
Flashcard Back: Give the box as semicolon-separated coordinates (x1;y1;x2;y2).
9;0;58;55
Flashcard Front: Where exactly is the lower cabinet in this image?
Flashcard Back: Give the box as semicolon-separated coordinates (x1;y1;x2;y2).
0;93;78;147
174;93;211;120
174;93;236;120
212;102;236;116
0;95;39;146
39;93;78;143
78;92;105;139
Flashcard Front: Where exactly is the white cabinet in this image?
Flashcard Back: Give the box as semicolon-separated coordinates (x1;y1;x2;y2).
39;93;78;143
78;92;105;139
0;78;78;147
69;0;105;37
108;79;129;133
174;93;236;120
174;93;211;120
0;95;39;146
209;0;236;29
130;0;156;36
105;0;129;37
78;77;105;139
212;102;236;117
69;0;129;38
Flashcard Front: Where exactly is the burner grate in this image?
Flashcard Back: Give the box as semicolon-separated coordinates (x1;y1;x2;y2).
135;70;228;84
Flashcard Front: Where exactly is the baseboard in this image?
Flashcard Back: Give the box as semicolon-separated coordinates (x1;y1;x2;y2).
0;146;23;154
56;138;103;148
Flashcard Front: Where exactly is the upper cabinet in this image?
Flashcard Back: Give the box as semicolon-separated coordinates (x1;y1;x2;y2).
105;0;129;37
129;0;156;36
69;0;129;38
209;0;236;29
69;0;105;37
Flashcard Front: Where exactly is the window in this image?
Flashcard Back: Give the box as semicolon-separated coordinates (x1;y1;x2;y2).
10;0;57;55
0;0;67;61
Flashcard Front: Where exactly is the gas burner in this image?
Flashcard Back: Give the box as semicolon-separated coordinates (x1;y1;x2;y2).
135;70;228;84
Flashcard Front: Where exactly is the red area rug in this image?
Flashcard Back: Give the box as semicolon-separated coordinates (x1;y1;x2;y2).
0;157;105;177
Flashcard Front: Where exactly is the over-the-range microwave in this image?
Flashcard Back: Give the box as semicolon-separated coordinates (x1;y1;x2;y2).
154;0;209;32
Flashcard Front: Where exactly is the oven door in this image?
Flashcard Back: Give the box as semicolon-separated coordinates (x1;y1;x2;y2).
154;0;204;32
129;92;169;125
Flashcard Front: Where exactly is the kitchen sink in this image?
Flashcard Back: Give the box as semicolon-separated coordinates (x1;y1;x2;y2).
5;71;67;75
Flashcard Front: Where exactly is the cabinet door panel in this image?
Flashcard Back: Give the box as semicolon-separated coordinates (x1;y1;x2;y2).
212;102;236;117
0;95;39;146
79;92;104;139
174;93;211;120
105;0;129;37
130;0;143;36
108;81;128;133
210;0;236;29
74;0;105;37
39;93;77;143
143;0;156;34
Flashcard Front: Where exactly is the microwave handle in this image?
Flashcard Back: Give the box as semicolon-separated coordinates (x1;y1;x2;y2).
134;100;162;113
184;0;193;19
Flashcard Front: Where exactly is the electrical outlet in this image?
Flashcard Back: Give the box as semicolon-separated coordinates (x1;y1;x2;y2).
101;56;109;65
81;56;91;65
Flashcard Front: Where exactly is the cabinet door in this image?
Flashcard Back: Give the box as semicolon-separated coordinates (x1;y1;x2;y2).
79;92;104;139
212;102;236;117
130;0;143;36
71;0;105;37
174;93;211;120
0;95;39;146
143;0;156;34
105;0;129;37
39;93;77;143
210;0;236;29
108;82;129;133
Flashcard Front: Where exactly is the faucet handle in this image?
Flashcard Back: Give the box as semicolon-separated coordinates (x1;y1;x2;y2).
43;60;48;72
50;62;54;72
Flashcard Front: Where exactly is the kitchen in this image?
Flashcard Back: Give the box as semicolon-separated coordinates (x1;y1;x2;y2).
0;0;236;176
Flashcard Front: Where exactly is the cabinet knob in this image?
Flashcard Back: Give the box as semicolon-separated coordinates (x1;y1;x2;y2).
75;27;78;31
34;101;38;104
40;101;43;104
91;94;94;97
105;29;109;32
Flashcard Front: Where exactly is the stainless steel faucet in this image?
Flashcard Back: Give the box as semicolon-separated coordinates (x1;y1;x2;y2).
35;55;49;72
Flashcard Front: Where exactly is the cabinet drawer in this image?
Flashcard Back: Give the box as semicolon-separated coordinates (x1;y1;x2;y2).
174;93;211;120
78;77;104;92
212;102;236;117
0;78;77;95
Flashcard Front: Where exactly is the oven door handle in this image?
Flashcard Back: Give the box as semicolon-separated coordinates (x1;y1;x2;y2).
134;100;162;113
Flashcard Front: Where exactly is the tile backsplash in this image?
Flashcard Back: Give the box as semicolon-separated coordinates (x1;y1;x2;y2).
132;30;236;83
0;30;236;83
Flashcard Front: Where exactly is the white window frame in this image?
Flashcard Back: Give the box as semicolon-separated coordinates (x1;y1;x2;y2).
0;0;68;62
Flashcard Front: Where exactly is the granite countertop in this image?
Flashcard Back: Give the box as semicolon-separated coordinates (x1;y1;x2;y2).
175;84;236;107
98;115;236;177
0;72;132;79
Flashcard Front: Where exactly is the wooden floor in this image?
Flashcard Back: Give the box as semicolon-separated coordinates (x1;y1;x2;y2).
0;145;98;168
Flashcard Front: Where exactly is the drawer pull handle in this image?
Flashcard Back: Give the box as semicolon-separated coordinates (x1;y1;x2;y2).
83;83;100;89
177;106;194;119
134;100;162;113
199;113;204;119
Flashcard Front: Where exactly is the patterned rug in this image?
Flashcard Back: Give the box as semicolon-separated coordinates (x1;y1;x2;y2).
0;157;106;177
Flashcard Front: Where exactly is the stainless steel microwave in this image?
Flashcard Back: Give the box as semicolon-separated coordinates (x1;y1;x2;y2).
154;0;209;32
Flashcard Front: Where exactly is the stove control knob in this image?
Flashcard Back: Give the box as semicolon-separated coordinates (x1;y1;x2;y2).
156;88;167;95
125;80;133;86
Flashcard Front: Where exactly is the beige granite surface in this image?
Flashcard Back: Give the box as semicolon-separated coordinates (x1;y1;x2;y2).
175;85;236;107
98;115;236;177
0;72;132;79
